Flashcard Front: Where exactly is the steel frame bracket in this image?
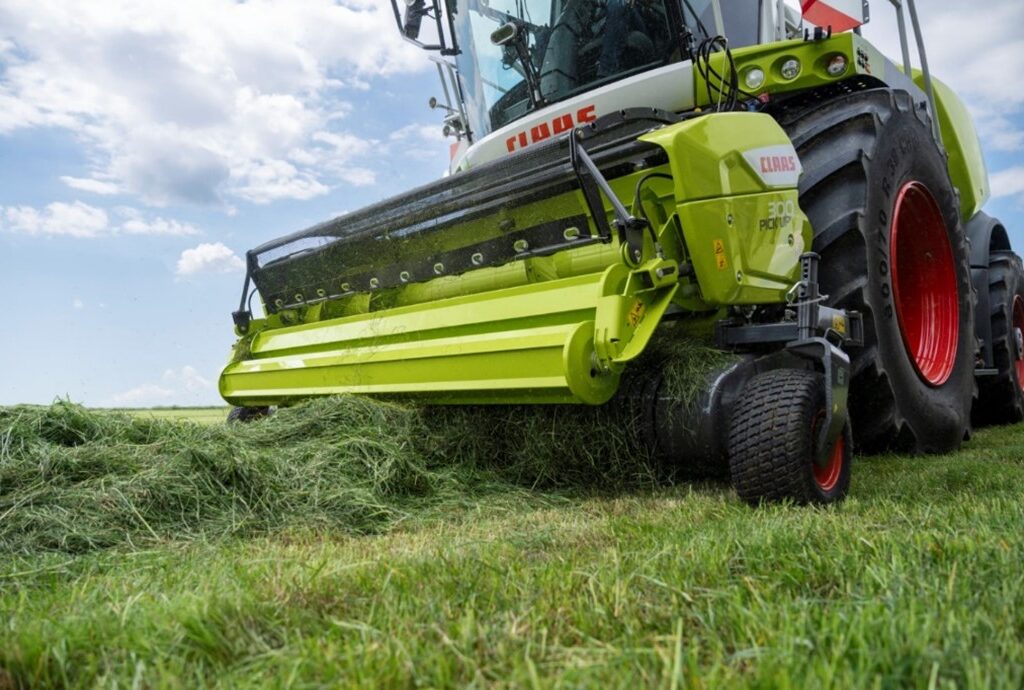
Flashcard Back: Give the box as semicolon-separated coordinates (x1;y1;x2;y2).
568;126;650;263
788;336;850;467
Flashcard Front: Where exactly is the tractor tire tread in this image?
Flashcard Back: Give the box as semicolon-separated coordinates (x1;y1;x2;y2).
975;251;1024;424
728;369;851;505
776;87;975;453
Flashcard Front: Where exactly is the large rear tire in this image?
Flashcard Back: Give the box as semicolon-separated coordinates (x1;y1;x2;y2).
974;251;1024;424
778;89;975;453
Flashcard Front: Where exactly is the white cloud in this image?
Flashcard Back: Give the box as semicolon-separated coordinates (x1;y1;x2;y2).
975;116;1024;154
990;167;1024;200
2;201;109;238
112;365;218;406
231;158;329;204
111;383;176;406
336;168;376;187
162;365;212;393
0;1;424;206
60;176;120;195
72;298;84;309
388;122;450;163
390;124;447;144
0;201;201;238
117;207;200;236
863;0;1024;152
176;242;245;276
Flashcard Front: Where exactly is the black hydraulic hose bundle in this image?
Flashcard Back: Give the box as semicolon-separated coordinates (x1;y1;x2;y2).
693;36;756;112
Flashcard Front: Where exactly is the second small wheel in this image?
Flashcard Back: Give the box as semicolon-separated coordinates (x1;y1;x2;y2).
975;251;1024;424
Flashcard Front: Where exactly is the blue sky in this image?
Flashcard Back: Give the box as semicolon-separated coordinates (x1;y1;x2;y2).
1;0;1023;407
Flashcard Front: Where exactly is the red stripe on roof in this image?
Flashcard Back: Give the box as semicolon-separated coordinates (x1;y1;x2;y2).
800;0;864;33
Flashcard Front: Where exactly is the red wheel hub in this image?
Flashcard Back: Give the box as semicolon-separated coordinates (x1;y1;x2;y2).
890;181;959;386
1013;296;1024;392
812;413;844;493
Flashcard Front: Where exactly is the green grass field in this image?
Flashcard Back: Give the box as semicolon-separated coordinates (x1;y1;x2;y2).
124;407;230;425
1;400;1023;688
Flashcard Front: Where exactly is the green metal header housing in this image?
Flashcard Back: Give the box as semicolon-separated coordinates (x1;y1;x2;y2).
220;113;807;407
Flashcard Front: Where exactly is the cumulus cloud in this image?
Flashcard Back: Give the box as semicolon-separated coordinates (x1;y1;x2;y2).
162;365;212;393
2;201;109;238
112;365;217;406
0;0;425;207
176;242;245;276
231;159;329;204
0;201;200;237
389;122;451;162
864;0;1024;152
990;167;1024;201
60;176;120;195
390;124;447;143
117;207;201;236
111;383;176;406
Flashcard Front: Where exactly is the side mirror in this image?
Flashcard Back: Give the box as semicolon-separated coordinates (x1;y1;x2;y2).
403;0;428;40
490;22;519;46
390;0;458;55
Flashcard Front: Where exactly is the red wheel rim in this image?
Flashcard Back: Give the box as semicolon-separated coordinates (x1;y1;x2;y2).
890;181;959;386
812;413;844;492
1013;295;1024;392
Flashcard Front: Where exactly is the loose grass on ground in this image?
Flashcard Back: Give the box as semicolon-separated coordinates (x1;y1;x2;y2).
1;398;1023;688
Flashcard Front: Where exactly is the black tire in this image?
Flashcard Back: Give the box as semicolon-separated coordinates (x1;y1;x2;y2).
728;369;852;505
615;364;730;480
227;406;271;424
778;89;975;453
975;251;1024;424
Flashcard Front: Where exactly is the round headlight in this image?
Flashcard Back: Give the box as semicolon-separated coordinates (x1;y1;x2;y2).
744;67;766;91
827;54;849;77
780;58;801;81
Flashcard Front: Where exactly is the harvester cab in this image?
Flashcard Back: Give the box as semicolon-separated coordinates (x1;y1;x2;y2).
220;0;1015;505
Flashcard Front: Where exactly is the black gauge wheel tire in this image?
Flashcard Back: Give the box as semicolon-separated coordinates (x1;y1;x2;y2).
728;369;852;505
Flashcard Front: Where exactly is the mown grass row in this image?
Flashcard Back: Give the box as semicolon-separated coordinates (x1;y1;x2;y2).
3;439;1024;688
0;395;663;556
2;394;1024;687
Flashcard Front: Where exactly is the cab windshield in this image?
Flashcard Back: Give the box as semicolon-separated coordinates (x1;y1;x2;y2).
450;0;762;140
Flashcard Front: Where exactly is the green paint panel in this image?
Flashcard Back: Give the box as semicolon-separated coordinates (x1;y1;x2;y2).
678;191;809;305
221;272;621;407
640;114;810;305
221;114;810;407
695;34;867;109
913;72;990;221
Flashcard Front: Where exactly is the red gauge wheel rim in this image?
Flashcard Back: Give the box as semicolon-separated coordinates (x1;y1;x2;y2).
889;181;959;386
1013;295;1024;392
812;413;844;492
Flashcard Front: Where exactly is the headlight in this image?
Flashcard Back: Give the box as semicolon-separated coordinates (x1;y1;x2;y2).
744;67;766;91
780;58;801;80
827;54;849;77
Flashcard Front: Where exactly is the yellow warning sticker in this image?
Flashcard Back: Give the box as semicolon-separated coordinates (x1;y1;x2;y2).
627;300;646;328
713;239;728;270
832;315;847;335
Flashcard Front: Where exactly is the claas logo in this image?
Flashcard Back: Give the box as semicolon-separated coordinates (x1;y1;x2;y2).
760;155;798;174
506;105;597;153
